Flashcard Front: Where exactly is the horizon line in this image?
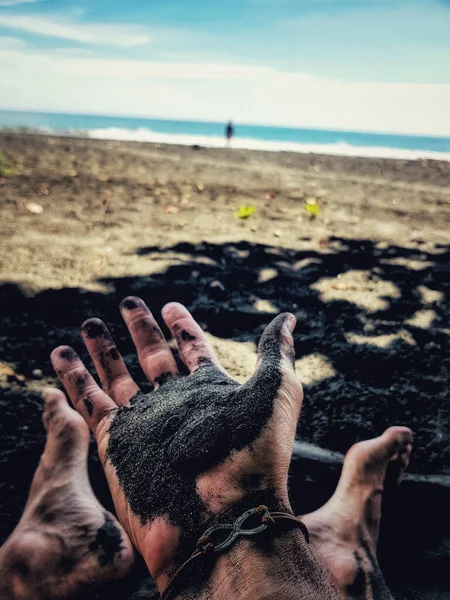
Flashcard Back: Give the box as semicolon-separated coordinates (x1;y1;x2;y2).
1;107;449;140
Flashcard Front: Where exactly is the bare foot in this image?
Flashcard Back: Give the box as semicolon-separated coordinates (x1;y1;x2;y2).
0;389;134;600
302;426;413;599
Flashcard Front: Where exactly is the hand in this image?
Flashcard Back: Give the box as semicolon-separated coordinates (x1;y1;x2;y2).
50;299;303;592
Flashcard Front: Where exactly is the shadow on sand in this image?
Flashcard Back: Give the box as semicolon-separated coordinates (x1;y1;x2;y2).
0;236;449;598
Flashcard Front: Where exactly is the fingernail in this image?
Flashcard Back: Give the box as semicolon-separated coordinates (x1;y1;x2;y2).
120;296;142;311
51;346;79;362
81;318;108;339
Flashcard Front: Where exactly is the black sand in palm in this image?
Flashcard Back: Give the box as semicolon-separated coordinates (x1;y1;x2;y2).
106;315;291;534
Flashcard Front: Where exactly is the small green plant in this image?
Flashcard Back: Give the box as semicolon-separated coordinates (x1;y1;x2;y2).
0;151;17;177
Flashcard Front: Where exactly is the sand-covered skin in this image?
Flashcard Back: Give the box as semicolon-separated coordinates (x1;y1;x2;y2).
0;133;449;598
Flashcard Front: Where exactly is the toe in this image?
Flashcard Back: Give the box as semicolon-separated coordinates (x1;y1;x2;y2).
341;426;413;489
384;427;413;485
364;426;413;474
27;390;90;503
41;388;90;463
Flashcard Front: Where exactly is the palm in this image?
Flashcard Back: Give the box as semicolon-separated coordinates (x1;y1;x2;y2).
51;299;302;589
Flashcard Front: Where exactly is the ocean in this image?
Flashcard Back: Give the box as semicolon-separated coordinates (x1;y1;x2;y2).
1;109;450;161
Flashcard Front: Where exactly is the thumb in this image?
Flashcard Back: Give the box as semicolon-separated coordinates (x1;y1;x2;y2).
255;312;297;372
241;313;303;420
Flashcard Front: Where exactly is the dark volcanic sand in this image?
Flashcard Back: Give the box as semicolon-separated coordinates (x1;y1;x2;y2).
0;133;449;599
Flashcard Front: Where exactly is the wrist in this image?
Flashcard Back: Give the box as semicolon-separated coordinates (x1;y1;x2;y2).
171;526;319;600
151;488;291;588
157;494;315;600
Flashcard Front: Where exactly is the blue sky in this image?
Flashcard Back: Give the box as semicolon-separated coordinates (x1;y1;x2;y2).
0;0;449;134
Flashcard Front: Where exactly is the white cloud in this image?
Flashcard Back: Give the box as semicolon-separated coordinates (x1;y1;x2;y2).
0;35;26;48
50;58;284;81
0;14;152;47
0;45;448;136
0;0;39;5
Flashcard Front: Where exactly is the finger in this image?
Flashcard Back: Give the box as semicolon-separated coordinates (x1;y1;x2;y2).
81;318;139;406
120;297;178;387
162;302;226;374
51;346;117;432
243;313;302;416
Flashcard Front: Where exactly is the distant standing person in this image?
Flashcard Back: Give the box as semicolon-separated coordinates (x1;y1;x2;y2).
226;120;234;147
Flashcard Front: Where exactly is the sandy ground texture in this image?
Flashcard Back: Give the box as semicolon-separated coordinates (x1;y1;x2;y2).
0;132;449;598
